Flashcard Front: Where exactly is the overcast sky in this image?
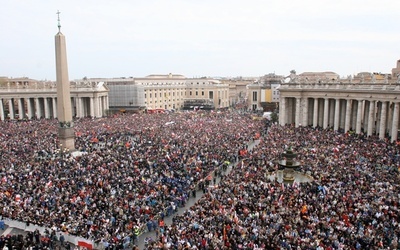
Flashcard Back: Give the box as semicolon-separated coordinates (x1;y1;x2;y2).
1;0;400;80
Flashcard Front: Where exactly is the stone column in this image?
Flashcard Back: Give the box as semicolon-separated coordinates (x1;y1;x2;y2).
313;98;318;128
44;98;50;119
101;96;106;116
339;100;346;129
363;101;370;133
27;98;34;119
33;97;40;119
9;99;15;120
387;102;394;134
98;96;102;117
279;97;286;125
302;98;308;126
81;97;87;117
328;99;335;127
351;101;358;130
295;97;301;128
94;96;100;118
344;99;352;132
100;96;105;117
80;97;85;117
52;98;57;118
334;99;340;131
356;100;363;134
376;102;382;134
0;99;4;121
367;101;375;136
90;97;95;117
34;98;41;119
391;102;399;142
18;98;25;119
323;98;329;129
379;101;387;139
76;97;82;118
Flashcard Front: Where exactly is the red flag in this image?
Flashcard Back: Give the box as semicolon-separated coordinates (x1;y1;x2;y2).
78;241;93;250
223;225;227;241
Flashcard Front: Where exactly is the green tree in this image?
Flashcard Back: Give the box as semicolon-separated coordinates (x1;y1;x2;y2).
270;112;278;123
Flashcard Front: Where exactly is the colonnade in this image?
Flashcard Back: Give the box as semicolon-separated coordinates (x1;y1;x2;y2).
280;97;400;142
0;95;109;121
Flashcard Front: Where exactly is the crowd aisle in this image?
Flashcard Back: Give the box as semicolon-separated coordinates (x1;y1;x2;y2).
0;111;263;249
137;139;261;250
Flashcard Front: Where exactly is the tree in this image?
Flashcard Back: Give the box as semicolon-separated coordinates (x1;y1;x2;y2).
270;112;278;124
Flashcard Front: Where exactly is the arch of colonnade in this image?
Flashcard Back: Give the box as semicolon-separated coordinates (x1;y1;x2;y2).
279;82;400;142
0;91;109;121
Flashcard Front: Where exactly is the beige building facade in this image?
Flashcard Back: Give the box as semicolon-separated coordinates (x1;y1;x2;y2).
0;78;109;121
246;74;284;111
279;76;400;142
100;74;230;111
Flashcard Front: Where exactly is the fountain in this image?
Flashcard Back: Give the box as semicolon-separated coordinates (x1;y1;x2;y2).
268;146;313;184
279;147;300;182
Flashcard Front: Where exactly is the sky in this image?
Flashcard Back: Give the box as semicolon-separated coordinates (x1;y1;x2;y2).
1;0;400;80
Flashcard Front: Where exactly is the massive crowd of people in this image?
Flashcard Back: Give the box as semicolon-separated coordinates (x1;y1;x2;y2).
0;111;262;249
1;110;400;249
146;124;400;249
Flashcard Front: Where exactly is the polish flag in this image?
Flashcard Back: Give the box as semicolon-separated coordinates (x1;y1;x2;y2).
78;240;93;250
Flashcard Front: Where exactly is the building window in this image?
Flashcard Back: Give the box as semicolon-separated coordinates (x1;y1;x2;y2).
209;91;214;99
252;91;257;102
196;91;198;96
252;104;257;110
190;91;192;96
202;91;204;96
155;93;157;98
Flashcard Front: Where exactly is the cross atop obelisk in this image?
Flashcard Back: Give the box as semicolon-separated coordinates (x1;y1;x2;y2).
55;11;75;150
56;10;61;32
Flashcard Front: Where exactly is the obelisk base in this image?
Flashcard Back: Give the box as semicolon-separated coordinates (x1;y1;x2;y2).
58;127;75;150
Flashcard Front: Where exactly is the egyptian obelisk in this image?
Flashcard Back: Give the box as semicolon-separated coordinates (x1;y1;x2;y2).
55;11;75;150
